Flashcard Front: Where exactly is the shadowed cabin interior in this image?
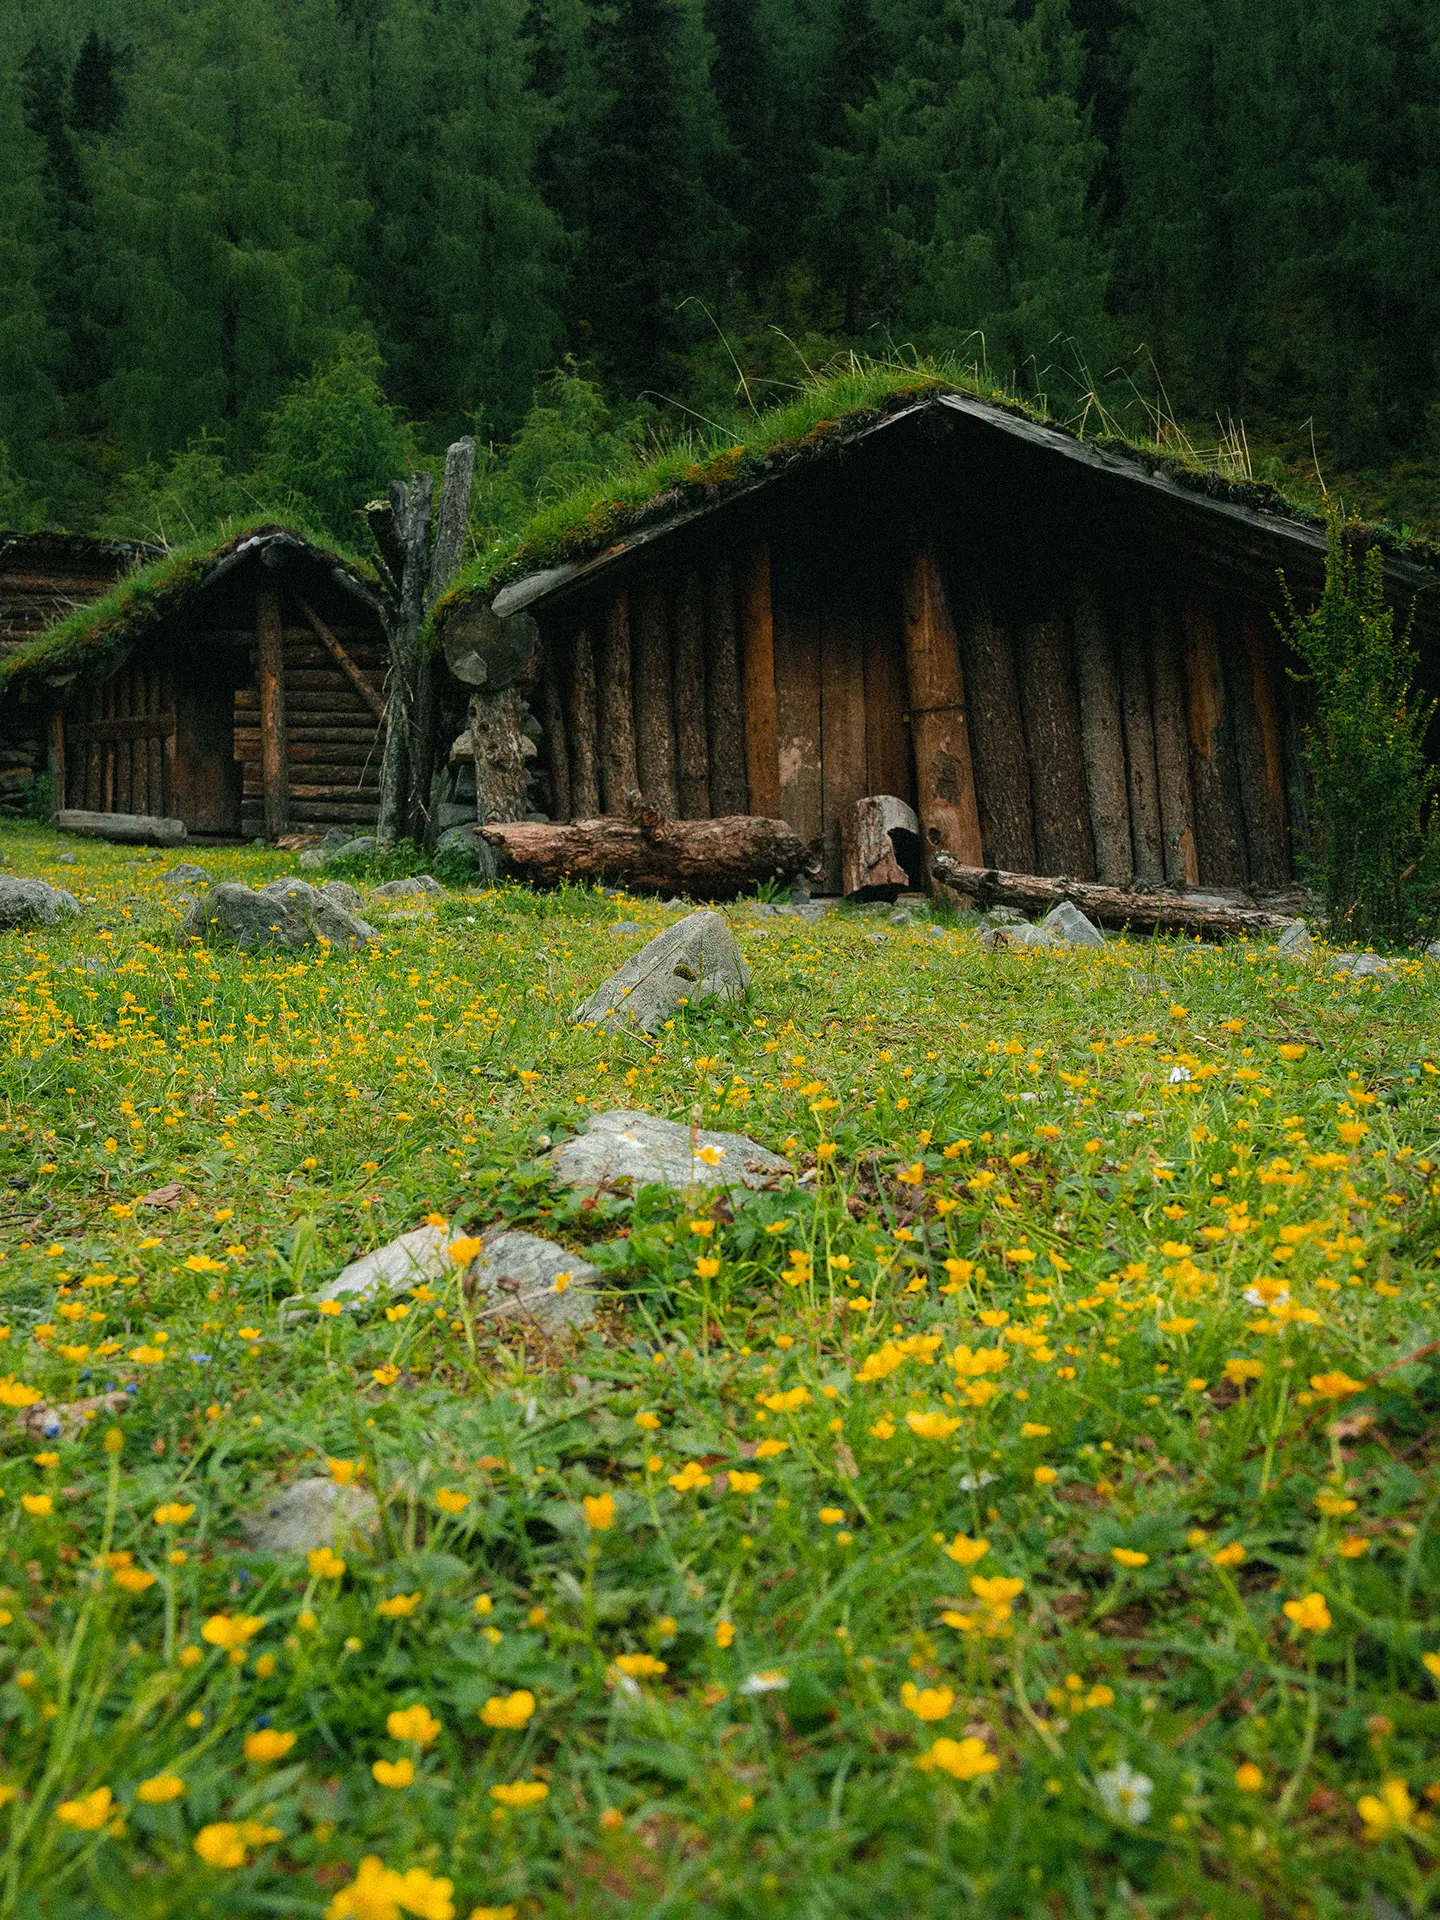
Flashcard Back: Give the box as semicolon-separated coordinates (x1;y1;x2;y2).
29;534;387;840
485;397;1440;895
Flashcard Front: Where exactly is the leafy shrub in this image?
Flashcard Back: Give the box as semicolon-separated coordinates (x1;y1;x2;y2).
1283;507;1440;946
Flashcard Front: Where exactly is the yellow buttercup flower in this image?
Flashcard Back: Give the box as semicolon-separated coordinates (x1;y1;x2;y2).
900;1682;954;1722
943;1533;989;1566
152;1501;195;1526
244;1729;296;1763
387;1704;442;1745
1283;1592;1332;1633
377;1593;422;1619
137;1773;186;1804
1357;1779;1416;1837
308;1546;347;1580
582;1491;616;1530
914;1736;998;1780
56;1785;113;1830
612;1653;666;1679
1111;1548;1149;1569
372;1757;415;1789
489;1780;548;1809
434;1488;470;1515
479;1690;536;1730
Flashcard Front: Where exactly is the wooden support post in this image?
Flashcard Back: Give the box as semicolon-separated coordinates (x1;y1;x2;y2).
902;545;983;868
956;594;1035;871
566;625;601;818
820;595;869;892
771;554;822;851
672;569;711;819
632;579;679;814
48;709;64;817
705;557;748;816
1072;577;1132;884
1116;605;1165;884
1231;608;1291;889
596;594;638;812
1017;614;1094;877
538;645;571;822
257;586;289;837
1180;594;1246;886
1151;599;1198;885
740;546;781;819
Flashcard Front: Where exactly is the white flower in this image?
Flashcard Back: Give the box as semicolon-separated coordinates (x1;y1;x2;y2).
1097;1761;1153;1825
1167;1065;1192;1084
739;1670;789;1695
1243;1284;1289;1308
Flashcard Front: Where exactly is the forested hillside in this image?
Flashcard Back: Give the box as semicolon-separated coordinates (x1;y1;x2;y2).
2;0;1438;541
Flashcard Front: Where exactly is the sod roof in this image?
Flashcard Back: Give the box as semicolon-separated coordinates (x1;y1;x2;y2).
432;365;1440;642
0;523;380;700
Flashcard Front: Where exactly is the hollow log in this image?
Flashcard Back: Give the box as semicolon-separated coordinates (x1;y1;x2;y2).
1180;595;1247;885
902;545;983;867
841;795;921;899
565;625;601;819
596;595;638;813
930;851;1292;940
705;557;748;815
631;578;678;816
672;568;711;817
1149;600;1199;885
1016;613;1094;877
1116;605;1165;884
481;812;805;897
1072;577;1131;883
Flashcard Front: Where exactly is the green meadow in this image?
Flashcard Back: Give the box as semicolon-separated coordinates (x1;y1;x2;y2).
1;822;1438;1919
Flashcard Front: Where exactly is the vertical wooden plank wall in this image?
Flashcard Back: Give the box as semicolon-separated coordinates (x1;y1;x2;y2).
672;570;711;819
257;586;288;838
1116;608;1165;883
1072;579;1132;884
631;580;678;814
819;594;868;891
1180;597;1247;885
63;662;176;816
706;558;749;815
1016;615;1094;877
1150;602;1199;884
902;547;983;866
741;547;782;820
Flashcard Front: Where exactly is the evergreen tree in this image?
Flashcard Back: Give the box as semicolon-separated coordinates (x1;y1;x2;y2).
0;67;59;521
92;0;360;466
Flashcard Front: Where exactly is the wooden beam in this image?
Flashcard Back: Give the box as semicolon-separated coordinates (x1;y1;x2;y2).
1151;599;1199;885
1116;605;1164;884
1236;608;1291;887
705;556;748;815
566;625;601;819
902;544;983;867
740;546;781;819
820;593;869;891
1073;577;1132;884
257;585;289;837
672;568;711;818
1180;594;1246;885
299;599;387;722
632;577;679;814
1017;613;1094;877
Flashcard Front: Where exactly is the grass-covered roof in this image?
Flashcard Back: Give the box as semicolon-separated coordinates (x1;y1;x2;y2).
0;522;378;699
432;359;1440;639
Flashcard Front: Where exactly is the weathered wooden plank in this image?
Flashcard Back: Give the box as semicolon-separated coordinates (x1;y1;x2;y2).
1017;613;1094;877
257;585;289;837
631;577;679;814
1150;600;1199;885
705;555;747;815
819;591;869;891
958;595;1036;871
1116;604;1165;884
902;545;983;867
1231;608;1291;888
147;666;164;817
863;574;912;805
596;594;639;813
298;600;387;722
1072;578;1132;883
537;642;571;822
740;546;781;820
672;569;711;818
1180;594;1247;886
566;625;601;819
771;552;823;853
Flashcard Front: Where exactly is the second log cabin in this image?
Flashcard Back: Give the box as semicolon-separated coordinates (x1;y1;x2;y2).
0;526;387;840
434;382;1440;895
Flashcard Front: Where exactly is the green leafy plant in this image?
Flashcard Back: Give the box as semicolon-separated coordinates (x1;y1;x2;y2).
1283;506;1440;947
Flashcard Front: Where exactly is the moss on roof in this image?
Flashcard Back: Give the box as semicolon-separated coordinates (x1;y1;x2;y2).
0;521;377;697
432;358;1440;639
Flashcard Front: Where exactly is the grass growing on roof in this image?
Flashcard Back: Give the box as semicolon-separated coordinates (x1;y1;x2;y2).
432;352;1440;637
0;520;378;696
2;819;1440;1914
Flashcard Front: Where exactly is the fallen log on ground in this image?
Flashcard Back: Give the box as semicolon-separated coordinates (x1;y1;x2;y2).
482;808;805;897
931;851;1294;940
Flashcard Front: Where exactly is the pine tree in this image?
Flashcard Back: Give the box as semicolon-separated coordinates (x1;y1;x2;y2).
0;67;59;521
91;0;360;466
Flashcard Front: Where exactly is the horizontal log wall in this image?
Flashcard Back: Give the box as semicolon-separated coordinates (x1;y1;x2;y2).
236;623;386;835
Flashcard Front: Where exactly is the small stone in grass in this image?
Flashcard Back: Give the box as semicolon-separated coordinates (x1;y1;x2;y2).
549;1109;790;1193
240;1477;379;1557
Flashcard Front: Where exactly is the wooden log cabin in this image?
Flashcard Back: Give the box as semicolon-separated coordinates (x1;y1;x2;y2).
0;530;157;816
0;527;387;840
437;390;1440;895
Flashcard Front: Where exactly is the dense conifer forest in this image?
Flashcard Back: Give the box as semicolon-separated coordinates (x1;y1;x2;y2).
2;0;1438;542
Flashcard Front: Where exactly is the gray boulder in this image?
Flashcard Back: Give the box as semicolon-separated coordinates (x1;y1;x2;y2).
0;877;80;931
297;847;329;871
435;823;499;881
1278;919;1315;959
464;1230;600;1332
241;1476;379;1557
1332;952;1394;979
319;879;363;913
162;863;209;888
372;873;444;900
1039;901;1106;948
983;920;1055;951
318;1223;453;1304
572;909;749;1034
333;836;377;862
181;878;376;951
549;1108;790;1193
